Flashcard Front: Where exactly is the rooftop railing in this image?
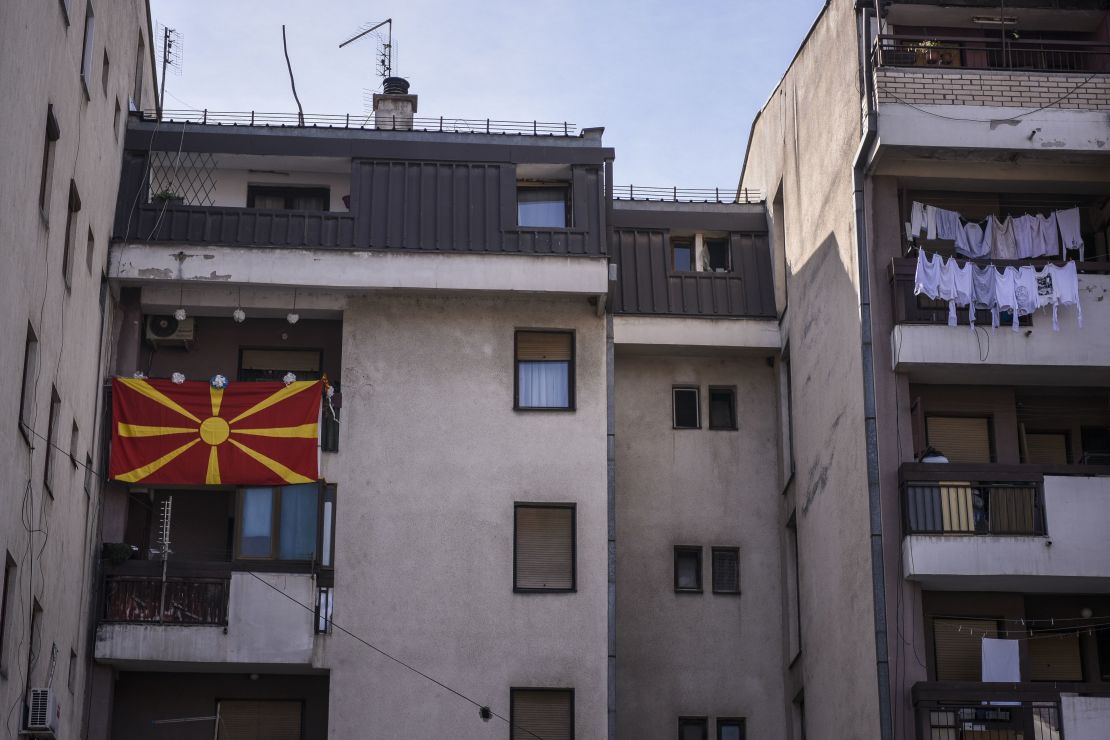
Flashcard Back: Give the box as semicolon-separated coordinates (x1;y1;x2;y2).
874;34;1110;73
613;185;763;204
143;110;578;136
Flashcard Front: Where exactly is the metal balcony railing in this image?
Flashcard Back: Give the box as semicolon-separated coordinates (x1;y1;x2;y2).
874;34;1110;73
144;110;578;136
613;185;763;204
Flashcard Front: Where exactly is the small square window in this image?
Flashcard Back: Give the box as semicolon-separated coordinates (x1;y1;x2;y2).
679;717;708;740
674;546;702;593
672;240;693;272
705;239;731;272
515;331;574;410
517;186;569;228
708;387;737;430
711;547;740;594
514;504;575;592
717;718;746;740
673;387;699;429
511;688;573;740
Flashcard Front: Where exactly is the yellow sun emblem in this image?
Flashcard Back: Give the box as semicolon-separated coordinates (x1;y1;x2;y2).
114;379;319;485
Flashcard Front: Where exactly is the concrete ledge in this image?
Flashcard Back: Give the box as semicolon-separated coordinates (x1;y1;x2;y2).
612;315;780;352
110;243;610;295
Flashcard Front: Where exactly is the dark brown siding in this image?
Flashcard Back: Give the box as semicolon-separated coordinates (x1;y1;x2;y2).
611;228;776;318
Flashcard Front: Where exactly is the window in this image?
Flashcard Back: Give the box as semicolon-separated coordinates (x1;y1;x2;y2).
1023;431;1069;464
785;514;801;661
672;387;699;429
792;693;806;740
246;185;329;211
216;700;302;740
511;689;573;740
238;349;322;383
44;387;61;495
679;717;708;740
779;350;795;481
672;240;693;272
708;387;737;430
62;181;81;287
86;227;96;272
514;504;575;592
79;2;95;94
717;719;746;740
70;421;80;467
236;484;320;561
39;105;60;216
1098;629;1110;681
113;99;121;140
925;416;992;463
704;239;731;272
515;331;574;410
19;325;39;437
101;49;109;96
517;186;569;228
933;617;998;680
0;554;15;674
83;453;94;496
68;649;77;693
711;547;740;594
1081;426;1110;464
674;546;702;593
131;35;144;110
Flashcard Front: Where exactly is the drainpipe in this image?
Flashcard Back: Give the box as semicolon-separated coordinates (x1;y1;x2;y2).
854;3;893;740
604;155;617;740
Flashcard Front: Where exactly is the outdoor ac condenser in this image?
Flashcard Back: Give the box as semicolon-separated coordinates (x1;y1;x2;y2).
26;687;59;737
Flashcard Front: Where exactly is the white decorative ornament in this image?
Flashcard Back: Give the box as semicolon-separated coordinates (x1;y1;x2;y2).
210;374;229;390
326;385;335;399
282;372;297;386
171;372;186;384
286;312;300;325
132;371;147;379
232;308;246;323
173;308;187;321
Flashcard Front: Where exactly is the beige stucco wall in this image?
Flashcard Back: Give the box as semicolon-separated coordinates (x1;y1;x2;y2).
614;352;786;738
324;293;608;738
739;0;883;736
0;1;155;737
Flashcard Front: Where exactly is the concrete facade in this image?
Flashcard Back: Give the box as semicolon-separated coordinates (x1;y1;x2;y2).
0;0;155;737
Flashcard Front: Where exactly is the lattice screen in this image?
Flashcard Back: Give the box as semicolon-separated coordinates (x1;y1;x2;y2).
148;151;217;206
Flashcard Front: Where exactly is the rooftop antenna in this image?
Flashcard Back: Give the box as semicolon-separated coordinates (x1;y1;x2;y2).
339;19;394;83
156;24;182;119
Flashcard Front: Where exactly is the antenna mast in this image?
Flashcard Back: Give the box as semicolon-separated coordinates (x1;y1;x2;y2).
339;19;394;81
156;24;182;119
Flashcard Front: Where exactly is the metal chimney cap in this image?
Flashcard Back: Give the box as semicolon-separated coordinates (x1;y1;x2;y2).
382;77;410;95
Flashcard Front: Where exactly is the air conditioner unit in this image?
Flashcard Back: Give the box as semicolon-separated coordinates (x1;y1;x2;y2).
145;315;195;348
26;687;58;736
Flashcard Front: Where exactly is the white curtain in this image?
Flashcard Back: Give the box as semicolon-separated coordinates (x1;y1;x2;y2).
518;362;569;408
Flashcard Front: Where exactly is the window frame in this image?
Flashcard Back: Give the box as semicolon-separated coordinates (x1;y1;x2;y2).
704;238;732;273
707;386;738;431
509;687;575;740
62;180;82;288
39;105;61;219
716;718;746;740
0;553;15;676
233;484;322;566
673;545;703;594
671;239;694;272
515;183;572;229
101;48;110;97
711;546;741;595
246;185;330;211
513;329;576;412
513;502;577;593
678;716;709;740
79;1;95;97
44;387;61;497
19;324;39;443
672;386;700;430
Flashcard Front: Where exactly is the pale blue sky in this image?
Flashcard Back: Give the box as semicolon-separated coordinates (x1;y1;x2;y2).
149;0;824;189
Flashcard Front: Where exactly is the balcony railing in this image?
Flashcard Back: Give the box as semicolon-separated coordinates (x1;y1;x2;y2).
875;34;1110;73
612;185;763;204
102;563;230;626
124;204;356;249
144;110;579;136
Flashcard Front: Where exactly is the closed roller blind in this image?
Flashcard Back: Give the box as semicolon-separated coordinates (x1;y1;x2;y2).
934;618;996;681
512;690;573;740
217;700;301;740
1025;433;1069;464
927;417;992;463
1028;632;1083;681
515;506;574;590
517;332;572;361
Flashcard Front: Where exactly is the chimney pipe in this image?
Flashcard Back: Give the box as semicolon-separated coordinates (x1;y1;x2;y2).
373;77;417;130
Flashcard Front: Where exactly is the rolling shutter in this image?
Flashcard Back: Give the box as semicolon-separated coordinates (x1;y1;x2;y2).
217;700;301;740
934;618;996;681
712;548;740;593
1028;632;1083;681
990;486;1037;534
516;332;572;361
1025;433;1069;465
515;506;574;590
512;690;573;740
926;417;992;463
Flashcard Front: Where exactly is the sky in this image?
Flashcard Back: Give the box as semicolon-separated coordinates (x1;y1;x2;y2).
148;0;825;189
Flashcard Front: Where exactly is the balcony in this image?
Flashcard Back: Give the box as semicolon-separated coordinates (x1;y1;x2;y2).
900;463;1110;590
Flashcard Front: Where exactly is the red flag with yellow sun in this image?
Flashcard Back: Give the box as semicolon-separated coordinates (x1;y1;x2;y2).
110;378;322;485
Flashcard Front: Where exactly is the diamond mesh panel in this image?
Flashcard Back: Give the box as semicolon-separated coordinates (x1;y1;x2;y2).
148;151;217;206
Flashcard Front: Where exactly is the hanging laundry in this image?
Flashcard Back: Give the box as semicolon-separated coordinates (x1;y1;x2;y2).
994;266;1020;332
1034;212;1060;258
1015;265;1039;319
926;205;938;240
972;265;999;329
910;202;928;239
913;250;942;300
991;215;1019;260
934;208;962;241
1057;207;1084;261
1048;261;1082;330
1012;214;1038;260
959;220;992;259
937;256;972;327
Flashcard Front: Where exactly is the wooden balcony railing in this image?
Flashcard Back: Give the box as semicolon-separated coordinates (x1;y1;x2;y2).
875;34;1110;73
102;562;230;626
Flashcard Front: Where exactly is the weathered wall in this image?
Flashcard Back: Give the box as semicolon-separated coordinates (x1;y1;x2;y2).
739;0;882;736
0;0;155;737
1061;694;1110;740
324;293;607;738
614;352;785;738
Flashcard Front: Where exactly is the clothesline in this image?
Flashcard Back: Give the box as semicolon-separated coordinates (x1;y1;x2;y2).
908;200;1085;262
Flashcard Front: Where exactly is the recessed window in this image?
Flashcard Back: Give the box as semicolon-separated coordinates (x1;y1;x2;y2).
511;688;573;740
84;453;94;496
708;387;737;430
705;239;731;272
217;700;303;740
926;416;992;463
101;49;110;96
674;546;703;593
113;99;121;140
131;36;145;110
238;348;322;382
247;185;329;211
62;181;81;288
79;2;95;95
70;421;80;468
711;547;741;594
717;718;746;740
679;717;708;740
515;331;574;410
58;0;71;25
517;186;569;228
672;240;693;272
1024;431;1069;465
0;553;15;673
86;227;96;272
514;504;575;592
19;325;40;438
44;387;61;496
39;105;61;216
68;649;77;693
673;387;699;429
236;484;320;561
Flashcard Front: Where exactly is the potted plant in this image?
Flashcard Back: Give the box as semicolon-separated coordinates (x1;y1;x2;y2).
914;39;942;65
152;189;184;205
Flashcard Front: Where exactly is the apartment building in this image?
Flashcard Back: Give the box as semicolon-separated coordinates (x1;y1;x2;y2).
740;0;1110;737
0;1;156;738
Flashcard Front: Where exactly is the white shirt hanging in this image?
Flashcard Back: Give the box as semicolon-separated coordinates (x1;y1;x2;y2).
913;250;942;300
1034;212;1060;258
994;266;1020;332
1048;260;1082;330
972;265;999;329
960;220;991;259
992;215;1019;260
1057;207;1084;261
1012;214;1037;259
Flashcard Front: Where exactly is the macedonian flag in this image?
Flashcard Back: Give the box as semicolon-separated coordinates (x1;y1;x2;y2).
110;378;322;485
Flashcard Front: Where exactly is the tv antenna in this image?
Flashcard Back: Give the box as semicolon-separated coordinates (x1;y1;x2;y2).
339;19;394;82
156;24;182;118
